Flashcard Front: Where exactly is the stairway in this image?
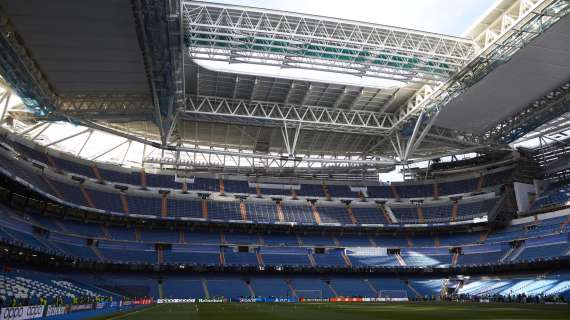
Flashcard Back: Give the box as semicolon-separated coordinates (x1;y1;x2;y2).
285;279;297;298
382;205;398;223
239;201;248;221
311;204;322;224
276;203;285;222
156;247;164;264
255;184;262;197
451;202;458;222
246;281;256;297
346;206;358;224
90;245;106;263
219;179;225;194
416;206;425;224
499;246;516;263
91;165;104;183
390;185;400;201
139;169;147;189
119;192;129;214
508;245;525;262
326;282;338;297
342;253;352;267
307;253;317;267
256;251;264;267
160;193;168;218
53;219;69;233
406;282;422;299
395;254;407;266
201;199;208;219
476;176;485;192
201;279;210;299
32;234;65;255
363;279;378;297
451;252;459;266
479;232;488;243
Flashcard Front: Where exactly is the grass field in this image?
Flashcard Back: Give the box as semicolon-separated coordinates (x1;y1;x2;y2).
91;302;570;320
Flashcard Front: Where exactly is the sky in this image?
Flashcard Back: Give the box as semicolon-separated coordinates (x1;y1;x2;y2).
195;0;499;88
198;0;498;36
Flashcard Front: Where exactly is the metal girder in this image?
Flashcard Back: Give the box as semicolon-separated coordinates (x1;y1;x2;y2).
0;91;11;123
181;1;475;83
182;95;396;135
132;0;185;145
0;7;58;116
57;94;154;122
71;119;396;169
392;0;569;130
514;113;570;143
485;82;570;144
425;127;485;148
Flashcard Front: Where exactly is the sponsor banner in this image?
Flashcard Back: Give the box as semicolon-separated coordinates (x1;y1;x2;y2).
330;297;363;303
44;306;66;317
328;297;408;303
299;298;329;303
68;304;94;312
237;297;296;303
120;301;132;307
157;299;196;304
197;298;226;303
95;302;110;310
365;298;408;302
0;305;45;320
133;299;153;305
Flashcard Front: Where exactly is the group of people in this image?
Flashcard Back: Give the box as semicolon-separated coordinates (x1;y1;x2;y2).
0;294;114;308
449;293;567;303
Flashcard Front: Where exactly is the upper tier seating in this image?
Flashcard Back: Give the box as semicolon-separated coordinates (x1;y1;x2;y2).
1;144;515;211
0;204;569;269
395;184;433;199
350;206;388;224
11;168;498;226
438;178;479;196
531;182;570;211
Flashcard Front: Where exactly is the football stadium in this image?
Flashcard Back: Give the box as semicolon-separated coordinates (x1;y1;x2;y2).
0;0;569;319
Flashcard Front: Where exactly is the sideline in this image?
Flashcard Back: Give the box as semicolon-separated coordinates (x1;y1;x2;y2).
89;305;160;320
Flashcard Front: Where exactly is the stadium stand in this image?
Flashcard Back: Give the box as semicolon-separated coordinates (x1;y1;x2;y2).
0;0;569;313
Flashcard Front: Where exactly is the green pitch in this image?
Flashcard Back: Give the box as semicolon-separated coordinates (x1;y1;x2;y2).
91;302;570;320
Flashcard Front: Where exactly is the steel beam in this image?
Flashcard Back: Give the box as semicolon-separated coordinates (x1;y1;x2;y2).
182;95;395;135
484;82;570;144
392;0;568;130
132;0;185;145
182;1;475;83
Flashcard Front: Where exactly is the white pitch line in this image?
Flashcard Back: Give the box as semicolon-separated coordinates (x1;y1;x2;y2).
106;305;160;320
